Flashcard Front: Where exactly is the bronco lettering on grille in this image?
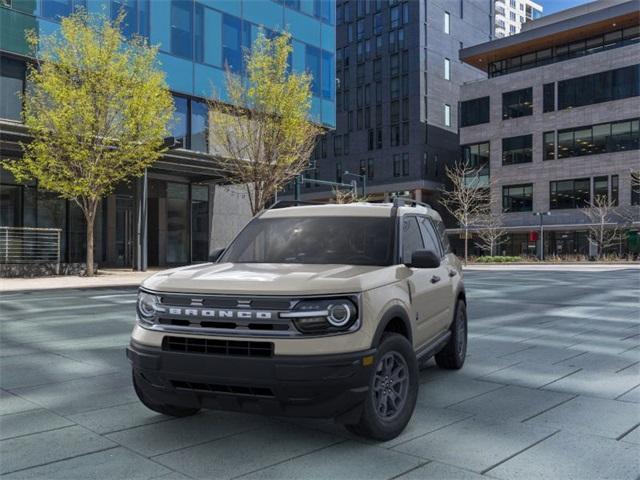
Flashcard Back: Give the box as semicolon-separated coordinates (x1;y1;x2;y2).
164;308;273;320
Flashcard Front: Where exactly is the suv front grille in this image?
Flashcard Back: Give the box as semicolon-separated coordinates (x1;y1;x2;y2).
171;380;274;397
162;336;274;357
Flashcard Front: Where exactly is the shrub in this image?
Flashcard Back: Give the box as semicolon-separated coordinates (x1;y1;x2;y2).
475;256;523;263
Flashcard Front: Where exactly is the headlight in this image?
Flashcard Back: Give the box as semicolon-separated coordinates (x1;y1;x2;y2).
137;291;160;323
281;298;358;334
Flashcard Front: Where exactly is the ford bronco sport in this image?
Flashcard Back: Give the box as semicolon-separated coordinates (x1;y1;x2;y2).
128;198;467;440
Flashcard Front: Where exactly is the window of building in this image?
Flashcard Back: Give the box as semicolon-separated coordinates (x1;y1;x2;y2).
374;58;382;80
402;153;410;176
374;12;383;34
503;184;533;212
444;104;451;127
336;161;342;183
558;64;640;110
502;134;532;165
41;0;86;20
306;45;321;97
393;154;401;176
557;118;640;158
390;78;400;99
343;133;350;155
402;3;409;24
367;158;374;179
390;5;400;29
376;128;383;149
444;11;450;34
334;135;342;156
632;172;640;206
402;122;409;145
550;178;590;209
391;125;400;146
594;175;608;202
321;50;334;100
543;131;555;160
365;106;371;128
0;56;25;121
356;18;365;39
611;175;619;206
390;54;400;76
461;142;490;182
444;58;450;80
489;28;640;78
460;96;489;127
502;87;532;119
170;95;189;148
171;0;194;59
190;99;208;153
390;100;400;123
357;109;363;129
112;0;149;38
543;82;555;113
368;129;374;150
222;13;241;71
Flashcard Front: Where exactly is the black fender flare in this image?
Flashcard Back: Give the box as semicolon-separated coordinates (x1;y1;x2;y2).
370;305;413;348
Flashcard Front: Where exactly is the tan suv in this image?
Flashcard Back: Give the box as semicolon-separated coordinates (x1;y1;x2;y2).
127;198;467;440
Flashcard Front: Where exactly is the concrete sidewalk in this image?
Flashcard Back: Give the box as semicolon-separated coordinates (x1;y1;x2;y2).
0;269;160;293
464;263;640;272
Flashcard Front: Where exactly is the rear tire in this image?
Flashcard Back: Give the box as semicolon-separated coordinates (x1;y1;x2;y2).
133;372;200;417
434;300;467;370
345;333;418;441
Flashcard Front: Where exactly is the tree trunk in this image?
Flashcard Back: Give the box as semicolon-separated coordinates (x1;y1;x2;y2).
86;214;95;276
84;200;98;277
464;226;468;265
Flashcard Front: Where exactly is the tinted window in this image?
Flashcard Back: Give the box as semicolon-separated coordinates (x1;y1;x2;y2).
401;216;424;263
418;217;442;257
0;57;25;121
434;219;451;253
503;184;533;212
558;65;639;110
222;14;242;72
170;0;193;59
460;96;490;127
502;135;532;165
221;217;394;266
543;83;555;112
502;87;532;119
550;178;590;209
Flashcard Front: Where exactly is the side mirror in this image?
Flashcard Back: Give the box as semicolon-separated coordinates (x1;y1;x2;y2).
407;249;440;269
208;248;225;263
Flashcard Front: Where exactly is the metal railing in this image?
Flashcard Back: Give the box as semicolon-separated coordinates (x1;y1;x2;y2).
0;226;62;267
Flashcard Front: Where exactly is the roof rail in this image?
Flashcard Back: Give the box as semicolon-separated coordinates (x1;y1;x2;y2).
267;200;321;210
391;196;432;209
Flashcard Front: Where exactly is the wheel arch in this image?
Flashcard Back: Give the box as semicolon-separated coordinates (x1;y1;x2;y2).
371;305;413;348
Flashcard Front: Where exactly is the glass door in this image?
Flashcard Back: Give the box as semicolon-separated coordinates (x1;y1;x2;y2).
115;195;133;267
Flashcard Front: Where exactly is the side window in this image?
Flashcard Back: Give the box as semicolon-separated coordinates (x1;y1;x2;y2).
402;216;424;263
418;217;442;257
433;218;451;253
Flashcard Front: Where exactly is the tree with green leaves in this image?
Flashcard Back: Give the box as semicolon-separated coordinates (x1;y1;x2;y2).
208;31;320;215
3;11;173;276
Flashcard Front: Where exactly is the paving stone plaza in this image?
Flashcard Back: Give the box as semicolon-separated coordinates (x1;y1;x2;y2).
1;268;639;479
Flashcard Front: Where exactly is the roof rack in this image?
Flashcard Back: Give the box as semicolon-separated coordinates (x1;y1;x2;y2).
391;196;431;209
267;200;321;210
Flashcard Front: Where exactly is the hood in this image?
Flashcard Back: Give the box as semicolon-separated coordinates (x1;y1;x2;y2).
142;262;399;295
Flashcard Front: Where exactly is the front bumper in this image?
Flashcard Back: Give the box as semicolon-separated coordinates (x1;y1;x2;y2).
127;340;376;420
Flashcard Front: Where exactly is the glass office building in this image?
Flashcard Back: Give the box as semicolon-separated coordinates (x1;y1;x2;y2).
0;0;335;269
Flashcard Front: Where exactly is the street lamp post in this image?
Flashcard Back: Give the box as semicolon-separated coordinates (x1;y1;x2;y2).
533;211;551;260
343;171;367;197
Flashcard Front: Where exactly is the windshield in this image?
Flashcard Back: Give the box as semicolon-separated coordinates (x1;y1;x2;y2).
220;216;394;266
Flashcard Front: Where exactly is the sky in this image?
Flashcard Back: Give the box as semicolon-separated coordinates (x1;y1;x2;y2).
541;0;593;15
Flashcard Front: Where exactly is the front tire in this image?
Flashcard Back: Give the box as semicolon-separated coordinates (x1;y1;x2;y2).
133;372;200;417
434;300;467;370
346;333;418;441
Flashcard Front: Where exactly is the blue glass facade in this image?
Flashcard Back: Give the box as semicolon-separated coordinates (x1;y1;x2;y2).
0;0;336;128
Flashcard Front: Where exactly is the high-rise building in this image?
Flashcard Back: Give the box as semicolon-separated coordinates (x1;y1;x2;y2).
458;0;639;257
297;0;492;206
0;0;335;271
493;0;542;38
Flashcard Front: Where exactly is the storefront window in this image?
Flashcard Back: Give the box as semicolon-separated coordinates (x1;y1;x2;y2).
191;185;209;262
166;182;189;264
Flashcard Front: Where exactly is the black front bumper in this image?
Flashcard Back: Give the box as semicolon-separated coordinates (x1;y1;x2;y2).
127;340;376;421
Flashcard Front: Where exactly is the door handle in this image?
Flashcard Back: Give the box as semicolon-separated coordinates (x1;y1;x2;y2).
430;275;441;284
448;270;457;277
